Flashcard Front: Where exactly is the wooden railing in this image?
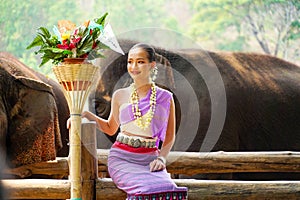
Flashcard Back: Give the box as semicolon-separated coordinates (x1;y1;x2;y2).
2;123;300;199
6;150;300;178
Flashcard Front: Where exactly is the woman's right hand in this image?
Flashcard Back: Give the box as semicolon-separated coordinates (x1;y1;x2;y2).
81;111;89;119
82;111;94;121
66;111;95;129
66;117;71;129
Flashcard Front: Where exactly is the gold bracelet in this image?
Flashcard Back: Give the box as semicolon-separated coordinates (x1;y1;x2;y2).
157;156;166;165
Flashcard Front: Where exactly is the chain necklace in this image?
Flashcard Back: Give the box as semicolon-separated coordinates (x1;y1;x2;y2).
130;82;157;130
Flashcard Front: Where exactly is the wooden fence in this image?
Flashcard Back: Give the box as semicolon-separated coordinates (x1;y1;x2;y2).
2;123;300;199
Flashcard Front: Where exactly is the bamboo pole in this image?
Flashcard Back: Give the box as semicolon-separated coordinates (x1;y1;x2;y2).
53;62;99;199
69;115;82;199
81;122;97;200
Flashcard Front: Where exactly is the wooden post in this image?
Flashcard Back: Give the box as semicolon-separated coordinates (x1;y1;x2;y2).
81;122;97;200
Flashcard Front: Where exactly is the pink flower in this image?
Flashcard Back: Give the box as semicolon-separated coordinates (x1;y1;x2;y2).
73;28;79;35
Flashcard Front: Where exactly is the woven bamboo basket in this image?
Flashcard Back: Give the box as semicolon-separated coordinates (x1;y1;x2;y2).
53;62;98;91
53;62;99;112
53;60;99;200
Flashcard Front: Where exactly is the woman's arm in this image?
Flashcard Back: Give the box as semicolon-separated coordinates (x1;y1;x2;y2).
150;96;176;171
72;90;121;136
159;97;176;158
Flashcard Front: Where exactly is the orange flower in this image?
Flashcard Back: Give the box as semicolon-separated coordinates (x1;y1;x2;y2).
57;20;76;34
83;20;90;28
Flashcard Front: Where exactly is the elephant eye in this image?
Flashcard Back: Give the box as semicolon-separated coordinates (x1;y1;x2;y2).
92;98;110;118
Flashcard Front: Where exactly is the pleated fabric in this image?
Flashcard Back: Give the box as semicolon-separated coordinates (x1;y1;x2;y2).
108;142;188;200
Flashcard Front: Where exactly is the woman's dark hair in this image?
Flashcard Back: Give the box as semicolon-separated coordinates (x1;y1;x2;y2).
129;43;156;62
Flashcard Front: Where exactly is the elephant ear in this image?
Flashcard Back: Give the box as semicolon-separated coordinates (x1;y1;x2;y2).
15;76;54;94
155;53;175;90
0;52;40;79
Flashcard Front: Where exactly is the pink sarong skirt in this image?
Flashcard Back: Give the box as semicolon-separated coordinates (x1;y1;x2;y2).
108;142;188;199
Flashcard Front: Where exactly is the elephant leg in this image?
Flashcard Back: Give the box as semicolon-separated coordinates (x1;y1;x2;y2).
0;108;7;162
0;108;8;190
8;85;59;167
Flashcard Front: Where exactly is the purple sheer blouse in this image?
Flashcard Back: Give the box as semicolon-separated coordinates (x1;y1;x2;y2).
119;86;173;146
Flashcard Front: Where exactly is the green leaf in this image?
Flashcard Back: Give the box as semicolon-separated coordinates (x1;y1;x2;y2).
79;26;89;37
87;50;106;60
39;56;50;67
48;47;72;54
38;27;51;39
77;34;93;56
26;35;44;49
95;12;108;26
92;28;101;40
94;41;109;50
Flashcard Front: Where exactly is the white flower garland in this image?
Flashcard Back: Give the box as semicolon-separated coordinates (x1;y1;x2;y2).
131;82;157;130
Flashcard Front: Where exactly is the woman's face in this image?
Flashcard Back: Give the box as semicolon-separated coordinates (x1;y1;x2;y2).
127;48;155;82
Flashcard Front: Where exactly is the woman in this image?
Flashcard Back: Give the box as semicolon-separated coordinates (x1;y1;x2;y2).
81;43;188;199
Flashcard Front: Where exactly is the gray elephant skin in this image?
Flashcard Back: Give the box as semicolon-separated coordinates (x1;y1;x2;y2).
0;52;69;168
90;40;300;180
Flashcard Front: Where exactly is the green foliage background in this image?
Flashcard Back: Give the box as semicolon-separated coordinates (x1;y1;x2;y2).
0;0;299;76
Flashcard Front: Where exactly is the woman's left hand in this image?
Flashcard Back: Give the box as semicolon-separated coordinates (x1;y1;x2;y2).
150;157;166;172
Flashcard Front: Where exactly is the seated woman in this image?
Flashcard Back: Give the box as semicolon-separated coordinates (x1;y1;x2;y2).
81;43;188;199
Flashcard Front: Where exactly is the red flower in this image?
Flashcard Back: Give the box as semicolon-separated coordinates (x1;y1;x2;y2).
57;44;69;50
62;40;69;45
92;42;97;49
57;40;71;50
69;43;76;49
72;37;81;43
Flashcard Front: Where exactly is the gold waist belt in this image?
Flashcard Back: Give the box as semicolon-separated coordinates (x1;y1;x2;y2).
116;133;156;148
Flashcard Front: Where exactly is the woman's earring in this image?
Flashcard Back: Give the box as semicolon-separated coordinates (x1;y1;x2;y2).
151;65;158;81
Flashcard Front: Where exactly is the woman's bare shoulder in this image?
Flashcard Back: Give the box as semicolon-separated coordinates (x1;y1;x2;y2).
112;86;131;102
113;86;131;95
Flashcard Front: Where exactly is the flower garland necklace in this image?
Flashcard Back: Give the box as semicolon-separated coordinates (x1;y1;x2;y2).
130;82;157;130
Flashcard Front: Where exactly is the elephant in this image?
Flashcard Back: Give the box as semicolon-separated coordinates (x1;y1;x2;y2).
88;39;300;180
0;52;70;169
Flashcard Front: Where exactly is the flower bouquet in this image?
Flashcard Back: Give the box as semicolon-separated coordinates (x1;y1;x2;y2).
27;12;110;67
